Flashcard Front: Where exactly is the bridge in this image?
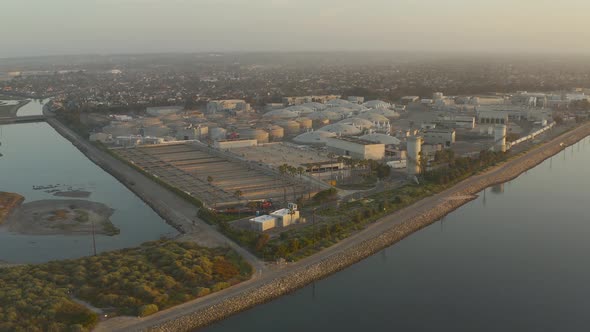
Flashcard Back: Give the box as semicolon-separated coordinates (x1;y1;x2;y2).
0;115;47;124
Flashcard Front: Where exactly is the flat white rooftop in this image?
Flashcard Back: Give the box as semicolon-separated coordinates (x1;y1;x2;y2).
271;208;292;216
250;215;275;223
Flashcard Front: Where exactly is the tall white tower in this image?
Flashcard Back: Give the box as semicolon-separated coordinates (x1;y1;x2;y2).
407;136;423;175
494;125;507;152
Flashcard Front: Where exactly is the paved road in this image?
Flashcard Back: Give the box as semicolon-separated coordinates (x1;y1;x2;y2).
93;122;590;332
47;118;265;273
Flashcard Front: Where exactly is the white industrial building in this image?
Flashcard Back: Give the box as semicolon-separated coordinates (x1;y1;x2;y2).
249;204;300;231
423;129;456;147
325;137;385;160
146;106;183;117
207;100;251;114
89;132;113;143
249;215;277;232
435;115;475;129
270;207;300;228
359;133;401;146
348;96;365;104
214;139;258;150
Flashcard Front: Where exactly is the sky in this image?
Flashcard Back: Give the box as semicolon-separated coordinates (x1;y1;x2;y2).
2;0;590;58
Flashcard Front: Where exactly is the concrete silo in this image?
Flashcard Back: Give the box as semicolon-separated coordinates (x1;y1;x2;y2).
407;136;423;176
494;125;507;152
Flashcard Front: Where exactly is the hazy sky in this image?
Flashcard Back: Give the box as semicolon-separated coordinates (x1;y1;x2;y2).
3;0;590;58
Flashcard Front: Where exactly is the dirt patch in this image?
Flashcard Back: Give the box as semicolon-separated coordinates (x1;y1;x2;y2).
53;190;92;198
5;199;119;236
0;192;25;224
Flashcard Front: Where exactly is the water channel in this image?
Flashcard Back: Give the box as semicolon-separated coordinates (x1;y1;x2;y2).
0;101;177;263
204;137;590;332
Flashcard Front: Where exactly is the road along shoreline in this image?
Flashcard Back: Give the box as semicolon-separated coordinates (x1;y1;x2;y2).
143;122;590;332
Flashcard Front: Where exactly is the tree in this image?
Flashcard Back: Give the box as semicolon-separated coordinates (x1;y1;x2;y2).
234;190;243;201
296;166;305;179
234;190;243;217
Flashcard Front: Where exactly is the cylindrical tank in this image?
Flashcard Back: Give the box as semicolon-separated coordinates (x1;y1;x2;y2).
278;121;301;135
296;117;313;130
238;128;269;143
210;127;227;140
494;125;507;152
195;125;208;138
407;136;422;176
267;125;284;140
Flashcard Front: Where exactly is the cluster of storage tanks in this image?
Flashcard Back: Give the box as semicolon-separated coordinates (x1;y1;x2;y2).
208;117;314;143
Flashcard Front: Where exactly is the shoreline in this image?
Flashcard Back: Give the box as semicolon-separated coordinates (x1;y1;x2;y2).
0;99;30;117
42;114;590;331
142;122;590;332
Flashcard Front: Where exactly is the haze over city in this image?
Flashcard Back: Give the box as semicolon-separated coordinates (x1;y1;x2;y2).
3;0;590;58
3;1;590;331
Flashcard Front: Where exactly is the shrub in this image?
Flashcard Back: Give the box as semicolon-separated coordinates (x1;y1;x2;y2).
137;304;159;317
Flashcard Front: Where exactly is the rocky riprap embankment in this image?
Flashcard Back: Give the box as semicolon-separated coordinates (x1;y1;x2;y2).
146;123;590;332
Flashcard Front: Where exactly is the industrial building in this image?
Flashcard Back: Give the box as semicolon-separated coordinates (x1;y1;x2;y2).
423;129;456;147
271;205;300;228
477;109;508;124
207;100;251;114
250;215;276;232
214;139;258;150
146;106;183;117
249;204;300;232
325;136;385;160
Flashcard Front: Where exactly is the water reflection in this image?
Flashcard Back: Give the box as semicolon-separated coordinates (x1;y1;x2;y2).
491;183;504;194
203;138;590;332
0;122;177;263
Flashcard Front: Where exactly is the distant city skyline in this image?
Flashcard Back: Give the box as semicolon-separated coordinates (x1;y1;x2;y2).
3;0;590;58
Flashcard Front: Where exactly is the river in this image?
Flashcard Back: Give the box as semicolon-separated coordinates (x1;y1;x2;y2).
16;98;52;116
203;137;590;332
0;101;177;264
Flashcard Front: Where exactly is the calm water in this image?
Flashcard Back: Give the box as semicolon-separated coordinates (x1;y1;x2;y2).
16;98;52;116
204;137;590;332
0;122;177;263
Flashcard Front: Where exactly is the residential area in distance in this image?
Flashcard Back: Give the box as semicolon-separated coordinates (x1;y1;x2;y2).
2;52;590;331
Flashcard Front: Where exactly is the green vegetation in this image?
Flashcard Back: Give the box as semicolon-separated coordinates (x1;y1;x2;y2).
199;149;508;262
56;110;93;139
0;192;25;224
0;241;252;331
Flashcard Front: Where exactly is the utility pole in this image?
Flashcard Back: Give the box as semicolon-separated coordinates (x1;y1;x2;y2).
91;218;97;256
312;208;317;247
